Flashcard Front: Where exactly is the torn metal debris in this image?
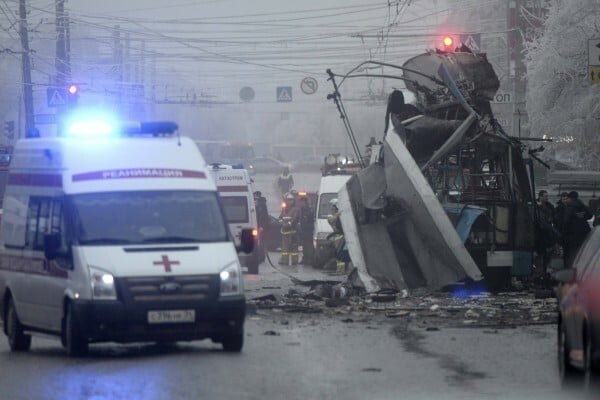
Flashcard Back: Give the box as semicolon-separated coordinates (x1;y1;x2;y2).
328;48;537;293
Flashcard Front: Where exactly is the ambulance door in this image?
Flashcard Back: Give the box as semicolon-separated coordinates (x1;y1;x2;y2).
25;197;70;332
220;195;249;246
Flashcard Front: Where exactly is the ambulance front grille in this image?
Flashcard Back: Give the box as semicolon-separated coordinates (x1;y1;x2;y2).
122;275;216;302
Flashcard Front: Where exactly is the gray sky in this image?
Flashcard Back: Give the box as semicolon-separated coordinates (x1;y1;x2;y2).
1;0;455;147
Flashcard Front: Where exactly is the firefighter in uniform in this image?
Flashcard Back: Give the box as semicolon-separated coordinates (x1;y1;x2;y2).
278;193;301;265
327;198;349;274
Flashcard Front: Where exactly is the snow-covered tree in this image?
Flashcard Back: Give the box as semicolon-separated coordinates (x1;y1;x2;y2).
524;0;600;168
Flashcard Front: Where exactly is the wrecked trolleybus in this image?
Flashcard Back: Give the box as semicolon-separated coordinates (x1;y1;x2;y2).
326;46;537;292
399;49;536;290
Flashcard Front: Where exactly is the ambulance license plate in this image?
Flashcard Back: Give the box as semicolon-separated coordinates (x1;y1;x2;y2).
147;309;195;324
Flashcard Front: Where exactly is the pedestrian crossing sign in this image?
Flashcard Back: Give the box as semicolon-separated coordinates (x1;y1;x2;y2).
46;88;66;107
459;34;481;52
277;86;293;102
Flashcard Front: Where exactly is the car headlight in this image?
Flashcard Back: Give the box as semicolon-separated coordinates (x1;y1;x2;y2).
89;266;117;300
220;261;243;296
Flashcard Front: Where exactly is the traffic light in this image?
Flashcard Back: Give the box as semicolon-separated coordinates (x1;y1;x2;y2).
67;84;79;107
4;120;15;139
441;35;457;52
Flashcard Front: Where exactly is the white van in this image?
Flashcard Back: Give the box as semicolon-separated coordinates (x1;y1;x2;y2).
0;120;253;356
312;173;352;267
208;164;262;274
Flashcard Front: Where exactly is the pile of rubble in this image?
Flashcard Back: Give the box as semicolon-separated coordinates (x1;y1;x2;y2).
248;278;558;329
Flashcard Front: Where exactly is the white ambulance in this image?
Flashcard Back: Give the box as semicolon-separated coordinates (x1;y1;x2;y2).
0;119;253;356
208;164;261;274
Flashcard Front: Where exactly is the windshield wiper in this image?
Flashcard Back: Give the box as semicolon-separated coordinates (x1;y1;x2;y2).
142;236;202;244
79;238;133;245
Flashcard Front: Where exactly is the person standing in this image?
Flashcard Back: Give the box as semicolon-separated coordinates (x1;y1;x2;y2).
254;190;270;256
278;193;300;266
561;191;592;268
254;191;269;232
277;166;294;196
327;198;350;274
534;190;558;276
327;198;343;234
554;192;569;234
297;196;315;265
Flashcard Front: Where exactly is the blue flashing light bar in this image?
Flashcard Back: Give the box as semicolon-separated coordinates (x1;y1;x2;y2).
63;116;178;138
121;121;179;136
62;110;117;137
67;121;114;136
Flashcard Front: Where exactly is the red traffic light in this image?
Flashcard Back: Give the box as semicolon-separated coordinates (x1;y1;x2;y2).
68;85;78;95
443;36;453;47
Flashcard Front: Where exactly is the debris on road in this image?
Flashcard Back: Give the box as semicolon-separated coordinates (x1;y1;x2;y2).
247;275;557;329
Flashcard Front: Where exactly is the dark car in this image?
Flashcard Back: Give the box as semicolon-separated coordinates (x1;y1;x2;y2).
249;157;290;175
555;226;600;389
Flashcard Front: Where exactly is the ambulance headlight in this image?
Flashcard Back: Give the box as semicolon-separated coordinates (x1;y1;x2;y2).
89;266;117;300
219;262;243;296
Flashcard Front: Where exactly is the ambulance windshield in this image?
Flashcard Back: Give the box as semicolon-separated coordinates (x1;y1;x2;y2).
69;191;228;245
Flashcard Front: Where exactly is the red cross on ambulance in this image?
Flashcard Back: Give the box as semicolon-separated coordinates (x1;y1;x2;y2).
153;255;180;272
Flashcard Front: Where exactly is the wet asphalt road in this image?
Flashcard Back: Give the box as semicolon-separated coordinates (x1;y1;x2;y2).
0;256;581;400
0;173;594;399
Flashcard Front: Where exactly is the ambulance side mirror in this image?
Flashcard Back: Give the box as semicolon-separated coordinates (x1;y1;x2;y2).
43;233;61;260
238;228;255;254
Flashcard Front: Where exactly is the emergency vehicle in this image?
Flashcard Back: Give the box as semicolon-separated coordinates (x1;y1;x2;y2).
208;163;261;274
0;118;253;356
312;154;359;268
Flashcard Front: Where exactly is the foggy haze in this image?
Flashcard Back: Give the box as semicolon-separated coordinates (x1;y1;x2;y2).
1;0;450;156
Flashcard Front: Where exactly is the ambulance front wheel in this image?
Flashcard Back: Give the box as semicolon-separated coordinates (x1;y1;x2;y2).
64;302;89;357
6;296;32;352
221;331;244;352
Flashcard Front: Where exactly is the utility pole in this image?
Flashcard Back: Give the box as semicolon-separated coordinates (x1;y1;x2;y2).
18;0;35;135
508;0;528;138
54;0;71;133
55;0;69;88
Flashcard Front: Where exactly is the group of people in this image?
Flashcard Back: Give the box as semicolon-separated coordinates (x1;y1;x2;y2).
258;166;350;273
535;190;594;275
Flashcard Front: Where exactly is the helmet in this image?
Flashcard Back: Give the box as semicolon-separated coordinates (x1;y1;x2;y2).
329;198;338;206
285;193;295;200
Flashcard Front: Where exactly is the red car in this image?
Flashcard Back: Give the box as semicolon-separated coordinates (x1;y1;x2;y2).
555;226;600;389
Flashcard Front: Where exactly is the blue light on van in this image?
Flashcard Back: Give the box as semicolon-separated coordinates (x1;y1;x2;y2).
61;109;178;137
64;111;117;137
66;120;115;137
